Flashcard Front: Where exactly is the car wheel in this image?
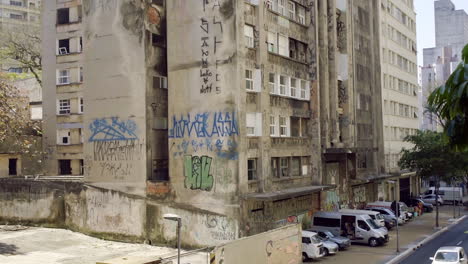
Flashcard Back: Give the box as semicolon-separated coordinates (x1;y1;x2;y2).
302;252;309;262
438;202;443;206
369;238;378;247
324;248;329;256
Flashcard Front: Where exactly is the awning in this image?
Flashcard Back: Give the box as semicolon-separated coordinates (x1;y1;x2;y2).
243;185;336;201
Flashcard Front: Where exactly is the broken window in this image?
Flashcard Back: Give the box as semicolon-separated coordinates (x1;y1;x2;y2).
57;8;70;25
57;130;71;145
248;159;257;181
58;160;72;175
8;159;17;175
291;117;300;137
58;39;70;55
289;38;307;62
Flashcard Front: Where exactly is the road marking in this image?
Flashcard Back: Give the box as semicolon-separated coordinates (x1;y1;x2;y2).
457;240;463;245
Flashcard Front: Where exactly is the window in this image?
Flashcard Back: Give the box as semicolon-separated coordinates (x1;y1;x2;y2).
278;0;286;15
246;112;262;136
8;67;23;73
269;73;276;94
290;117;300;137
79;128;84;143
302;237;311;244
267;31;277;53
58;160;72;175
290;78;297;97
271;158;279;177
291;157;301;176
297;5;306;25
10;1;22;6
58;39;70;55
58;99;70;115
10;13;22;20
79;67;83;82
279;116;288;136
300;80;307;99
244;24;254;48
278;34;289;56
270;115;276;136
57;8;70;25
79;97;83;113
248;159;257;181
57;130;70;145
153;76;167;89
245;69;254;91
313;217;340;227
287;1;295;20
280;157;289;177
57;69;70;85
279;75;287;95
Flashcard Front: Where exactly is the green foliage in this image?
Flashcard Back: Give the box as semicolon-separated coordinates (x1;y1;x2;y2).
399;131;455;181
428;44;468;149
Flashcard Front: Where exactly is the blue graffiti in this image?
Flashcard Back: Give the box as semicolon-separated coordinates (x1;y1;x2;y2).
173;138;238;160
89;117;138;142
168;111;239;138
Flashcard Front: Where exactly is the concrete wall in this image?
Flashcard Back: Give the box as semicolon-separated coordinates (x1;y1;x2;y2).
211;224;301;264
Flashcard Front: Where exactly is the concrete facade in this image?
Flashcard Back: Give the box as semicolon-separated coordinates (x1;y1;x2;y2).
379;0;419;175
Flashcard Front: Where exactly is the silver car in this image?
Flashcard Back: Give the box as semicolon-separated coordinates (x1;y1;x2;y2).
421;194;444;206
316;235;339;255
311;230;351;250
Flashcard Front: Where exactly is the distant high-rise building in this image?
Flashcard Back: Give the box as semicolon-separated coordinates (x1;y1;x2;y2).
421;0;468;131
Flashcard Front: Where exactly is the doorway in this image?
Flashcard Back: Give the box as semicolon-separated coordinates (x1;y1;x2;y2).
58;160;72;175
8;158;17;175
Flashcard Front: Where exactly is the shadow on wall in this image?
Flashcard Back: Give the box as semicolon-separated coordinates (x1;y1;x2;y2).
0;242;20;255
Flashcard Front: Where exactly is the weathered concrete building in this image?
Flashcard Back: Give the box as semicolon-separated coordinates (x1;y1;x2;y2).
378;0;420;201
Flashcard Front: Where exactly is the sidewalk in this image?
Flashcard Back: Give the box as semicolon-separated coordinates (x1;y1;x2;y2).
304;205;468;264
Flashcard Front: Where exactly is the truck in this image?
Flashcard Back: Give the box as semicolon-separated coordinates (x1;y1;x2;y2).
424;187;463;204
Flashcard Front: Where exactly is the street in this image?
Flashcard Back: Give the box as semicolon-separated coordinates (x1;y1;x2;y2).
400;216;468;264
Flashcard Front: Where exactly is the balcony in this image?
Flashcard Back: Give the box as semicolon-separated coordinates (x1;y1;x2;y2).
57;144;83;154
56;52;82;64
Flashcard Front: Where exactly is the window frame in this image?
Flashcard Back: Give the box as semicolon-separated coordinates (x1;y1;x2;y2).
244;24;255;48
57;69;70;85
58;99;71;115
79;97;83;114
279;116;288;137
248;159;257;181
290;78;297;97
280;157;289;177
270;115;277;136
245;69;254;91
269;72;276;94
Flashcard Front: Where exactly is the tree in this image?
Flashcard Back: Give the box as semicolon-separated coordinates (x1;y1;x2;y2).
428;44;468;150
0;78;41;153
399;130;456;227
0;26;41;86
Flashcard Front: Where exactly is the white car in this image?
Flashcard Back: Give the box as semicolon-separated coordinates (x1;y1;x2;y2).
430;246;467;264
421;194;444;206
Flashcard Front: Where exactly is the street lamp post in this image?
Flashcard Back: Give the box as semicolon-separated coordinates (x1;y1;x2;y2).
163;213;182;264
388;180;399;253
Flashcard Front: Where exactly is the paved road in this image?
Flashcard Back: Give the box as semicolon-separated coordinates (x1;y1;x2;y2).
400;217;468;264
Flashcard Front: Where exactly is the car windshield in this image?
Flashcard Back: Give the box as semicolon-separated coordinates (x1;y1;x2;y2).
366;219;380;229
310;235;321;244
435;251;458;262
325;231;335;238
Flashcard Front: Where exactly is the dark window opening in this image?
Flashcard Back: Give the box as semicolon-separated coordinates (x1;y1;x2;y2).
248;159;257;181
58;39;70;55
289;38;307;62
57;8;70;25
152;33;165;47
8;158;17;175
79;159;84;175
291;117;300;137
59;159;72;175
150;159;169;181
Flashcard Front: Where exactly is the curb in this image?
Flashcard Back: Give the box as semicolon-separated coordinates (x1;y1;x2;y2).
385;215;467;264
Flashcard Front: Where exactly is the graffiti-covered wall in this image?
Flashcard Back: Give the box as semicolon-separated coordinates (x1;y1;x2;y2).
167;0;241;216
82;0;148;195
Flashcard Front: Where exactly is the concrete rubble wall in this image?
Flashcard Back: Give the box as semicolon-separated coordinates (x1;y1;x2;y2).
0;179;236;247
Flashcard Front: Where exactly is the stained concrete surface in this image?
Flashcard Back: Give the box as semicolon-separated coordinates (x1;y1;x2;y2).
0;226;178;264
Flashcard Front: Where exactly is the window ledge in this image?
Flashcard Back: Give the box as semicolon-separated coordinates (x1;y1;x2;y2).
268;51;308;65
57;52;82;57
269;93;309;101
272;175;308;182
56;20;82;27
248;179;259;184
56;82;83;87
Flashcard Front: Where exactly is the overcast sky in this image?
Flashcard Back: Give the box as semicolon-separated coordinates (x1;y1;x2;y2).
415;0;468;66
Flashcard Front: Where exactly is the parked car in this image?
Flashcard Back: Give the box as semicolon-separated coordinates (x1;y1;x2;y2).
316;235;339;255
339;209;386;228
430;246;467;264
308;229;351;250
366;201;409;222
302;230;326;261
365;207;402;227
421;194;444;206
404;197;434;212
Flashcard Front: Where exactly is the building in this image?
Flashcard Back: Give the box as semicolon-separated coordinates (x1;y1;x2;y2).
42;0;84;176
0;0;41;73
378;0;420;200
421;0;468;131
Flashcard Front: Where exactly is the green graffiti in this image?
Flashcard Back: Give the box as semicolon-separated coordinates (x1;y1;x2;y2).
184;155;214;191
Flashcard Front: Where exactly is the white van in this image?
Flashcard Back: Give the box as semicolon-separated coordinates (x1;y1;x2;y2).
302;230;326;261
339;209;385;228
425;187;463;204
312;211;389;247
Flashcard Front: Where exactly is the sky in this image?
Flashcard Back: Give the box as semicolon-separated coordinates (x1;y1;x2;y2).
415;0;468;66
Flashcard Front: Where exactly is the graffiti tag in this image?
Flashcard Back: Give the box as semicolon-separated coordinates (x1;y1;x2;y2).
168;111;239;139
184;155;214;191
89;117;138;142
